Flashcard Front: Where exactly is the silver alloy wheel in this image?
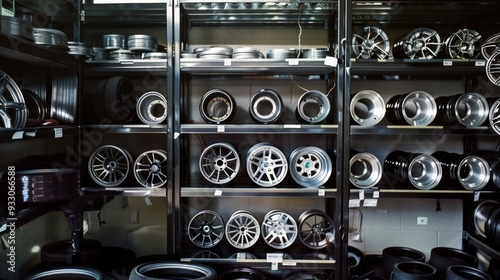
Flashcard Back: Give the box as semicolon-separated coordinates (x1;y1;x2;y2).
298;209;334;249
136;91;167;125
88;145;132;187
397;27;442;59
444;29;482;59
188;210;224;248
350;90;386;126
408;154;442;190
457;155;490;190
349;152;382;188
225;210;260;249
246;143;288;187
486;50;500;86
133;149;168;188
0;71;27;128
199;142;240;184
296;90;330;123
489;98;500;134
129;261;217;280
249;89;283;124
455;93;489;127
352;26;390;59
261;209;297;249
289;146;332;188
386;91;437;126
481;33;500;60
199;88;236;124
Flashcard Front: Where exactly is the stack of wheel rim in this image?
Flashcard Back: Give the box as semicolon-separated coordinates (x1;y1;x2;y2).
434;93;489;126
391;261;437;280
129;261;217;280
384;151;442;190
428;247;478;279
474;200;500;246
446;265;492;280
381;246;426;274
385;91;437;126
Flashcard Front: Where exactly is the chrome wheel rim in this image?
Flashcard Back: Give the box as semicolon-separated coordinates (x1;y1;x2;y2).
225;210;260;249
457;155;490;190
289;146;332;188
398;27;442;59
298;209;334;249
296;90;330;123
352;26;390;59
199;142;240;184
408;154;442;190
350;90;386;126
350;152;382;188
387;91;437;126
246;143;288;187
455;92;489;127
445;29;482;59
136;91;167;125
261;210;297;249
88;145;132;187
188;210;224;248
486;50;500;86
133;149;168;188
0;71;27;128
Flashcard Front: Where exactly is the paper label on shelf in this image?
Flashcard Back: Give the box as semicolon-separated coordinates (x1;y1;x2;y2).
266;253;283;263
349;199;361;208
271;262;278;270
217;125;225;132
363;198;378;207
373;190;380;198
284;124;301;129
236;252;246;260
359;190;365;200
443;60;453;66
288;59;299;66
318;188;325;196
54;128;63;138
12;131;24;139
282;261;297;266
324;56;338;67
475;60;486;67
474;191;480;202
214;189;222;196
224;59;232;66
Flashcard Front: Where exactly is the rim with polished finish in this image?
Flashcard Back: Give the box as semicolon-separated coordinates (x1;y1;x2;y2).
489;98;500;134
188;210;224;248
386;91;437;126
350;152;382;188
352;26;390;59
261;209;297;249
133;149;168;188
289;146;332;188
394;27;442;59
225;210;260;249
199;142;240;185
444;28;482;59
350;90;386;126
246;143;288;187
249;89;283;124
298;209;334;249
0;71;27;128
88;145;132;187
455;93;489;127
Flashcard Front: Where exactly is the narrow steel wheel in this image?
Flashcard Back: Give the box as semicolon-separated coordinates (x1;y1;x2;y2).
298;209;334;249
199;142;240;184
352;26;390;59
261;209;297;249
133;149;168;188
0;71;27;128
246;143;288;187
188;210;224;248
350;152;382;189
289;146;332;188
486;50;500;86
88;145;132;187
296;90;331;124
225;210;260;249
350;90;386;126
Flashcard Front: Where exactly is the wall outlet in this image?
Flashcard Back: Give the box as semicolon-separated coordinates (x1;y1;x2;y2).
417;216;428;225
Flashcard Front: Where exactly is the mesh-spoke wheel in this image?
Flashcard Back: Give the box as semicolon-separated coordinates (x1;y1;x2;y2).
481;33;500;60
0;71;27;128
444;28;482;59
88;145;132;187
246;143;288;187
188;210;224;248
486;50;500;86
352;26;390;59
225;210;260;249
289;146;332;188
133;149;168;188
394;27;442;59
199;142;240;184
298;209;334;249
261;209;297;249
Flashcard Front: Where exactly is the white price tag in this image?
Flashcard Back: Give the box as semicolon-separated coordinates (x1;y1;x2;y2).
474;191;480;202
271;262;278;270
373;191;380;198
443;60;453;66
266;253;283;263
224;59;232;66
54;128;63;138
288;59;299;66
475;60;486;67
12;131;24;139
283;124;301;129
214;189;222;196
217;125;225;132
363;198;378;207
349;199;361;208
359;190;365;200
236;252;246;260
324;56;338;67
318;189;325;196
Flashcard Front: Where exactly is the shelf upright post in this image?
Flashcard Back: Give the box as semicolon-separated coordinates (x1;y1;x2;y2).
335;0;352;279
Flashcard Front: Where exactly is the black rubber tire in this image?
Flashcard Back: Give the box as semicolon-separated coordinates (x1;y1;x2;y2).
104;76;134;124
22;266;103;280
129;261;217;280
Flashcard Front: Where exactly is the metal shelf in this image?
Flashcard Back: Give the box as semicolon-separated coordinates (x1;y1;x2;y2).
351;125;494;135
180;257;335;271
181;187;336;197
82;124;167;134
82;3;167;24
84;59;167;75
180;124;338;134
82;187;166;197
0;125;79;142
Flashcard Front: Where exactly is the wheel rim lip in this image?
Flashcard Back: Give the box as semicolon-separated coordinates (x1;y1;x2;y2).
26;267;103;279
188;210;224;248
350;90;386;126
457;156;490;190
401;91;437;126
296;90;330;123
225;210;260;249
200;88;236;124
454;92;489;126
407;154;442;190
289;146;332;188
246;143;288;187
349;152;382;188
132;261;216;279
133;149;168;188
249;89;283;124
88;145;132;187
474;200;499;237
261;210;297;249
136;91;168;125
352;26;391;59
297;209;334;249
199;142;241;185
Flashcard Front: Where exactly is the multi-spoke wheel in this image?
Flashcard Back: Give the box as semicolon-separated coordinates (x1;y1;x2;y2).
444;28;482;59
261;210;297;249
188;210;224;248
352;26;390;59
486;50;500;86
225;210;260;249
298;209;334;249
246;143;288;187
289;146;332;188
88;145;132;187
394;27;442;59
199;142;240;184
0;71;27;128
481;33;500;60
133;149;168;188
489;98;500;135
